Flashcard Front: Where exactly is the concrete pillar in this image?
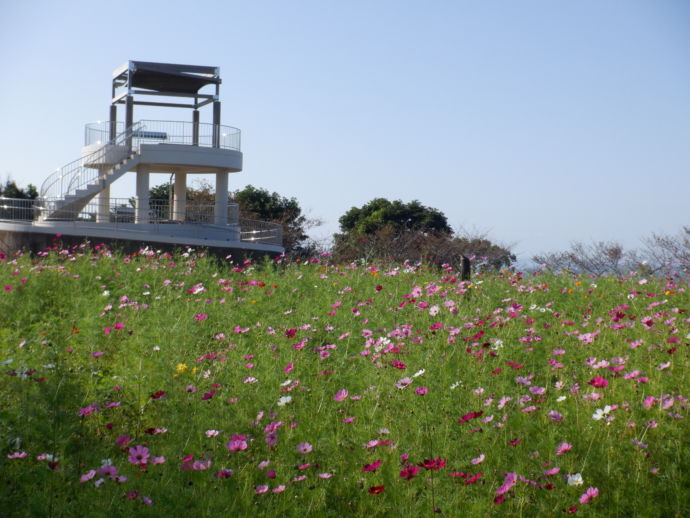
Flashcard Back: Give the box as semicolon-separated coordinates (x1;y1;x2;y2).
214;171;229;225
135;165;150;224
96;174;111;223
173;170;187;221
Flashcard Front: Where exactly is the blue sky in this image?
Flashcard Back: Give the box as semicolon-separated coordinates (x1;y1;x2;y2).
1;0;689;261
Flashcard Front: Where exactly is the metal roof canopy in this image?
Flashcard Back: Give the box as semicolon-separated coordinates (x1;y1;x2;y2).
110;60;222;145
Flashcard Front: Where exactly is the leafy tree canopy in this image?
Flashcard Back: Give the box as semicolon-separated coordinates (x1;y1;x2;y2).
0;180;38;200
339;198;452;235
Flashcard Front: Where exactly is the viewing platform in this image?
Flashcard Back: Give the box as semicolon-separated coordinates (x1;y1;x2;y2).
0;60;284;257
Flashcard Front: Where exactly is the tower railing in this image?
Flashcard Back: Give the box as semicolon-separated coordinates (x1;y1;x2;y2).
85;120;241;151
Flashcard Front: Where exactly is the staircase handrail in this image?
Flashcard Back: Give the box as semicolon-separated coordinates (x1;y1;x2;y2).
40;122;144;200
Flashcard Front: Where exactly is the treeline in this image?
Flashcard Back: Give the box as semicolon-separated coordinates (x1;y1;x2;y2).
4;179;687;274
149;184;514;270
0;181;38;200
532;229;690;276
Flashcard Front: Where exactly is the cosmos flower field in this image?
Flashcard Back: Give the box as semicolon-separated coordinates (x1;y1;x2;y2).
1;245;688;517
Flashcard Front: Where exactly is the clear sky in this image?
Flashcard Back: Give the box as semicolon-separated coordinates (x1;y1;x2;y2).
1;0;689;262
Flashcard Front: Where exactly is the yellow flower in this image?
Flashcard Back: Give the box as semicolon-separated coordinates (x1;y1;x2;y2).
176;363;188;373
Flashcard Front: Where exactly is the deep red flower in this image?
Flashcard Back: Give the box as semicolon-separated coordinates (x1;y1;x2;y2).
464;472;483;485
458;411;483;424
419;457;446;470
400;465;420;480
361;460;382;472
150;391;166;400
368;485;385;494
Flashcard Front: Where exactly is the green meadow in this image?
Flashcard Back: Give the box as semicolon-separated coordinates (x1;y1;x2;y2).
1;246;688;517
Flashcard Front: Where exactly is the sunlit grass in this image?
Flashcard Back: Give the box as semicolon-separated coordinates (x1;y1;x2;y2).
0;246;688;517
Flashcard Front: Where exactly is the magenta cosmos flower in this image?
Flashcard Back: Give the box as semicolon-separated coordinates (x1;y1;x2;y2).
128;445;150;466
588;376;609;388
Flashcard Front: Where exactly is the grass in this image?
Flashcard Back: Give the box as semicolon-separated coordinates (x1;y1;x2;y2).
0;244;688;517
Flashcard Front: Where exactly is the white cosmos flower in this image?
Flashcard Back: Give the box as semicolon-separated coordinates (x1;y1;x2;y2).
567;473;583;486
592;405;613;421
277;396;292;407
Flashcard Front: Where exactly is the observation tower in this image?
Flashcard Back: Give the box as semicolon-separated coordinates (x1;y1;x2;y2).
0;61;283;256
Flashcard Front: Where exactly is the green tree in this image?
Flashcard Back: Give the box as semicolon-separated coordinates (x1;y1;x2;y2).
339;198;452;235
332;198;514;270
0;180;38;200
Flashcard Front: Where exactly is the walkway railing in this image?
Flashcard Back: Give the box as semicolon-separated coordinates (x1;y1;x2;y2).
85;120;241;151
240;218;283;245
0;197;281;245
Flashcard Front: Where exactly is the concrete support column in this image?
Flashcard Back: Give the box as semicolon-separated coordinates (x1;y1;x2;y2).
96;187;111;223
173;170;187;221
214;171;229;225
135;165;150;224
96;171;111;223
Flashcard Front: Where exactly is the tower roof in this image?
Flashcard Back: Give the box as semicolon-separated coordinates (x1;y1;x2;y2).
113;61;221;94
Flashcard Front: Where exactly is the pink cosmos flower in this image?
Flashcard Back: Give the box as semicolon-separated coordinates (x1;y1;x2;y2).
471;454;485;465
548;410;563;422
127;445;150;466
334;389;349;402
226;435;248;451
556;442;573;456
496;472;517;495
543;467;560;476
588;376;609;388
6;451;27;459
415;387;429;395
80;470;97;483
214;469;234;479
296;442;313;454
396;377;413;389
194;313;208;322
255;485;269;494
115;435;132;447
579;486;599;504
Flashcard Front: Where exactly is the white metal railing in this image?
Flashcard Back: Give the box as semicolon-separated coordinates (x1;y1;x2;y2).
36;198;239;224
0;197;39;221
40;123;144;200
0;197;282;247
85;120;241;151
239;218;283;245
